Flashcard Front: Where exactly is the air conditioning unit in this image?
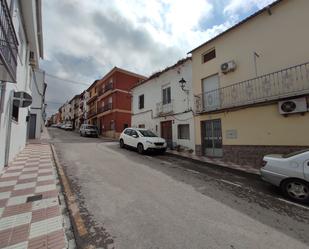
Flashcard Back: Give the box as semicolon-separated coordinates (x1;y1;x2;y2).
221;60;236;74
278;97;307;115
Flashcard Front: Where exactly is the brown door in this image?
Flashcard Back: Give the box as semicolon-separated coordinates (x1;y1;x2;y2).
161;121;173;148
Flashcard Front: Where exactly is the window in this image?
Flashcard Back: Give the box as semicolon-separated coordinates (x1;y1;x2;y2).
110;120;115;130
12;105;19;122
138;124;145;128
138;94;144;109
162;87;171;105
131;130;138;137
124;129;132;135
178;124;190;139
202;48;216;63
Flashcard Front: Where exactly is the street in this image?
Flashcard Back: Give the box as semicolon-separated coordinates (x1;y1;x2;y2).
49;128;309;249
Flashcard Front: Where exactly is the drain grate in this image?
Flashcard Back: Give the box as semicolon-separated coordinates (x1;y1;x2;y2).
26;194;43;203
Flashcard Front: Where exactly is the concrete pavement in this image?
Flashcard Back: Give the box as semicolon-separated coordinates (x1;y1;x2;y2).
49;127;309;249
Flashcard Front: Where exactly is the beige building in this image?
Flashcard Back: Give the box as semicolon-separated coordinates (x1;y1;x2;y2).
190;0;309;168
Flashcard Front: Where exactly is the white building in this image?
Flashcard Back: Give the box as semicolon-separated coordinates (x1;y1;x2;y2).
28;69;47;139
0;0;44;170
131;58;195;152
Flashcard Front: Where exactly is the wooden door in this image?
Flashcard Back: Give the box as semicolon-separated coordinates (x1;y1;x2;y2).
161;121;173;148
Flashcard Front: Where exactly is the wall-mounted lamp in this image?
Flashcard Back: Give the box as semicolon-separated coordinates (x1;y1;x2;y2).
179;78;187;91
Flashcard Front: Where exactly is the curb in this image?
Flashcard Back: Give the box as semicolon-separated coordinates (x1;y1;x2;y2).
50;143;90;249
166;151;261;180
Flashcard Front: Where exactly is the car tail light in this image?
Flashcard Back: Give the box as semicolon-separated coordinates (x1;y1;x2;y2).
262;160;267;167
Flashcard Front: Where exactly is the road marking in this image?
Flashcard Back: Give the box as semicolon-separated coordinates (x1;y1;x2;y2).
220;179;242;188
277;198;309;210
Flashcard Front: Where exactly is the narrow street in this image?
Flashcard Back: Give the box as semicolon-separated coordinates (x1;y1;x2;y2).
49;128;309;249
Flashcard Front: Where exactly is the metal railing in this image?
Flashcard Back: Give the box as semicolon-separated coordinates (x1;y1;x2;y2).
97;103;112;113
195;62;309;113
156;100;174;116
87;107;97;117
98;83;113;95
0;0;18;82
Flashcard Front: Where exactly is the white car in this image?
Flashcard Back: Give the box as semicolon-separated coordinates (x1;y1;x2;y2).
261;149;309;203
119;128;167;154
64;123;73;131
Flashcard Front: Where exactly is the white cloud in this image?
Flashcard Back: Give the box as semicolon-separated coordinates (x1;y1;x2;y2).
224;0;276;16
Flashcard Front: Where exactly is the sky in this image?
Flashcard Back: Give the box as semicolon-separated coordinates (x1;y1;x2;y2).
41;0;276;116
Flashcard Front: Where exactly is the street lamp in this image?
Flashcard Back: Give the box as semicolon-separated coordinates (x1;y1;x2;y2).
179;78;187;91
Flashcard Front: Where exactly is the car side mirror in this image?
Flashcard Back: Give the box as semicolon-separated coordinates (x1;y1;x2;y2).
132;134;138;138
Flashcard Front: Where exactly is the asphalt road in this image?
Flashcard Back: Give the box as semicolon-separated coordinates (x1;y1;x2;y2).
49;128;309;249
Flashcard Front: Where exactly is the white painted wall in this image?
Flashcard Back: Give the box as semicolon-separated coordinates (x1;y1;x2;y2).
132;59;195;151
0;0;43;171
30;69;46;139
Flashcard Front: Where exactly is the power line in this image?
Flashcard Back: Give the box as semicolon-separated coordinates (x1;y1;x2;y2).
45;73;90;86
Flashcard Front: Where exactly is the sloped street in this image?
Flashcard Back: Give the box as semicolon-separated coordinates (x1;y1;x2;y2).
49;128;309;249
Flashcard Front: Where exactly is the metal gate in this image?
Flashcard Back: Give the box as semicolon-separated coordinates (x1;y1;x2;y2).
202;119;222;157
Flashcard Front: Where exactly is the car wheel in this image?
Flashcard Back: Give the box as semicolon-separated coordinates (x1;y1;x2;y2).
137;143;144;154
120;139;125;148
80;132;82;137
281;179;309;203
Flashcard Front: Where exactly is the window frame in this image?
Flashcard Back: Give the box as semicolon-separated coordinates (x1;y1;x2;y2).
162;86;171;105
202;48;216;64
138;94;144;109
178;124;190;140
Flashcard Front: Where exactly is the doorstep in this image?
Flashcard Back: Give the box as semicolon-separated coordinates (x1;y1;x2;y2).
166;149;260;176
0;143;67;249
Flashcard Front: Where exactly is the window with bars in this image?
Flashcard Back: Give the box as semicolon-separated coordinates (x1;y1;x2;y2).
138;94;144;109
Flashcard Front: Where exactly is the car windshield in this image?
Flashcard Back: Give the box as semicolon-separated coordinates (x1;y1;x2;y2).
85;125;97;130
282;149;309;158
139;130;157;137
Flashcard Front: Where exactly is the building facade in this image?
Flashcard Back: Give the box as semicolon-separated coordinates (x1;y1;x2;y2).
86;80;99;127
132;58;195;151
28;69;47;139
96;67;146;138
190;0;309;168
0;0;44;170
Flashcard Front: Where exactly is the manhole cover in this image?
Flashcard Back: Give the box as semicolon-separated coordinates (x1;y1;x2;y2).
26;194;43;203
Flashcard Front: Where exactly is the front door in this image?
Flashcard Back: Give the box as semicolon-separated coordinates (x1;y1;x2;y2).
161;121;173;148
202;119;222;157
29;114;37;139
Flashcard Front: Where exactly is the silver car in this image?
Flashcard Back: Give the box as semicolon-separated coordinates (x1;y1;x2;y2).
261;149;309;203
79;124;99;137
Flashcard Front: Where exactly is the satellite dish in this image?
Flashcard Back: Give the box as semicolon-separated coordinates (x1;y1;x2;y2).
13;91;32;108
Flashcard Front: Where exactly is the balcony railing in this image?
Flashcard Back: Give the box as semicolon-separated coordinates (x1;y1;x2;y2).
195;62;309;113
87;108;97;118
0;0;18;82
156;100;174;116
98;83;113;95
97;103;112;114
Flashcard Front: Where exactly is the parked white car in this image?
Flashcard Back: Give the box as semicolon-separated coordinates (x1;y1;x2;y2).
119;128;167;154
261;149;309;203
64;123;73;131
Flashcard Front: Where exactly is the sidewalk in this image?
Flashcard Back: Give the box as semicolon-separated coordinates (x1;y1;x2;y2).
0;132;67;248
167;149;260;175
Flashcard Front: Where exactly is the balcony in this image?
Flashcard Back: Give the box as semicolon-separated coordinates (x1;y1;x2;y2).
87;108;97;118
97;103;112;114
98;83;113;95
0;0;18;83
195;62;309;113
156;100;174;116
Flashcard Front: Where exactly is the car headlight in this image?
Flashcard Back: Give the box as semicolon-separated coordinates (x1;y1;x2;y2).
146;141;153;144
